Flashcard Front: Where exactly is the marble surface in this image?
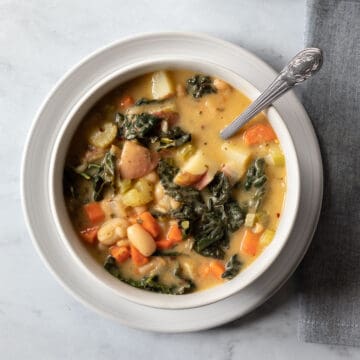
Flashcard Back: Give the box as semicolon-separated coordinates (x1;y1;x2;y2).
1;0;359;358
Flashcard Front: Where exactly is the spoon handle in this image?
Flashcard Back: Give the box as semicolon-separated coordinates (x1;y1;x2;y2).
220;48;323;140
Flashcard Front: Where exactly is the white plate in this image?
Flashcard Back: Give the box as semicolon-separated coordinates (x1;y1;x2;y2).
21;32;323;332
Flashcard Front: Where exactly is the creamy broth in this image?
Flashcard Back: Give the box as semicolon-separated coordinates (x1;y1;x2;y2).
64;70;286;294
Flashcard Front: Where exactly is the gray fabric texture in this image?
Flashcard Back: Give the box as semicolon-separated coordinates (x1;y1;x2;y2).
298;0;360;346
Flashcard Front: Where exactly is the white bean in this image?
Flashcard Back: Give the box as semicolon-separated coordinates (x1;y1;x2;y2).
213;78;230;91
144;171;159;184
116;239;130;247
97;218;129;245
127;224;156;256
154;182;165;202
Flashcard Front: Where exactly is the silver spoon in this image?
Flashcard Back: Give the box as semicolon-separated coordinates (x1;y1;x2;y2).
220;48;323;140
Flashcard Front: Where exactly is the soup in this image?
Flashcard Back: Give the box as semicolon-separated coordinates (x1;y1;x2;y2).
63;70;286;294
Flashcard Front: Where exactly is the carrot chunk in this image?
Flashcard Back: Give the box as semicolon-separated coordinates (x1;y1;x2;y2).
118;95;134;109
210;261;225;279
138;211;160;238
243;123;277;145
110;245;130;263
83;202;105;225
155;239;174;250
198;263;211;278
240;229;261;256
79;226;99;244
167;224;183;243
130;245;149;266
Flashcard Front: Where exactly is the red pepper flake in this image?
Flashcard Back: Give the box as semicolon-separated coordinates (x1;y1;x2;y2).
276;213;280;218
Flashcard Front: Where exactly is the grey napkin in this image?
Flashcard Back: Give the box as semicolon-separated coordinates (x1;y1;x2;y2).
298;0;360;346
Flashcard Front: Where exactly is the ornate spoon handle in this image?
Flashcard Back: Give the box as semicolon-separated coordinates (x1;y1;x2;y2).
220;48;323;140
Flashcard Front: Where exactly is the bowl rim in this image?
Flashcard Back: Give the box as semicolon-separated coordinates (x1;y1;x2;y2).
47;55;301;309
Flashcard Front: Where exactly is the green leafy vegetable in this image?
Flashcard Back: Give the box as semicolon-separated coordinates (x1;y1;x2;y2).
156;161;246;259
156;126;191;150
222;255;242;279
115;112;191;151
186;74;217;99
134;97;167;106
104;256;194;295
244;158;267;190
65;151;115;202
244;158;268;212
91;151;116;201
115;112;161;143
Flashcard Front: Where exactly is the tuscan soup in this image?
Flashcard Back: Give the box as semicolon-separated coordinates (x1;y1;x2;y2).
63;70;286;294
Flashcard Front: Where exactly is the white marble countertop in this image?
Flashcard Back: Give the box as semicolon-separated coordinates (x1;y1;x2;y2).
1;0;359;358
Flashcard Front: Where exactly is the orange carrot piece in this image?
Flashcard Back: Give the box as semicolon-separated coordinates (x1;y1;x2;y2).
130;245;149;266
138;211;160;238
79;226;99;244
167;224;183;243
118;95;134;109
110;245;130;263
240;229;261;256
243;123;277;145
198;263;211;278
210;261;225;279
83;202;105;225
155;239;174;250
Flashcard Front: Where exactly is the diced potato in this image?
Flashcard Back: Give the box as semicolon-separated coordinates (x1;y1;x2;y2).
259;229;275;247
126;99;176;116
151;71;174;99
174;143;196;165
118;141;159;179
122;179;153;207
181;150;213;175
193;169;217;190
87;121;117;149
221;143;251;181
174;171;204;186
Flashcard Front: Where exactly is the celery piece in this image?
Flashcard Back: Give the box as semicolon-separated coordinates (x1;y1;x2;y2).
259;229;275;246
270;147;285;166
245;213;256;227
255;210;270;227
119;179;132;194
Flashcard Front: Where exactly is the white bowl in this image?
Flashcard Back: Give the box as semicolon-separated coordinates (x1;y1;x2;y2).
47;37;300;310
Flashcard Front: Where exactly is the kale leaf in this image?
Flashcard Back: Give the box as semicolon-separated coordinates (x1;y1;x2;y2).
244;158;268;212
244;158;267;190
222;255;242;279
186;75;217;99
134;97;167;106
115;112;161;142
156;161;246;260
156;126;191;150
115;112;191;151
104;256;194;295
66;151;116;202
91;151;116;201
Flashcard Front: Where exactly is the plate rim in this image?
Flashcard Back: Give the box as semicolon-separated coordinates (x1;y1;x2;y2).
21;31;323;332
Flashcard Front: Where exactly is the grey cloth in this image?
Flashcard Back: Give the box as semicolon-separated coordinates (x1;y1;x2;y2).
298;0;360;346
